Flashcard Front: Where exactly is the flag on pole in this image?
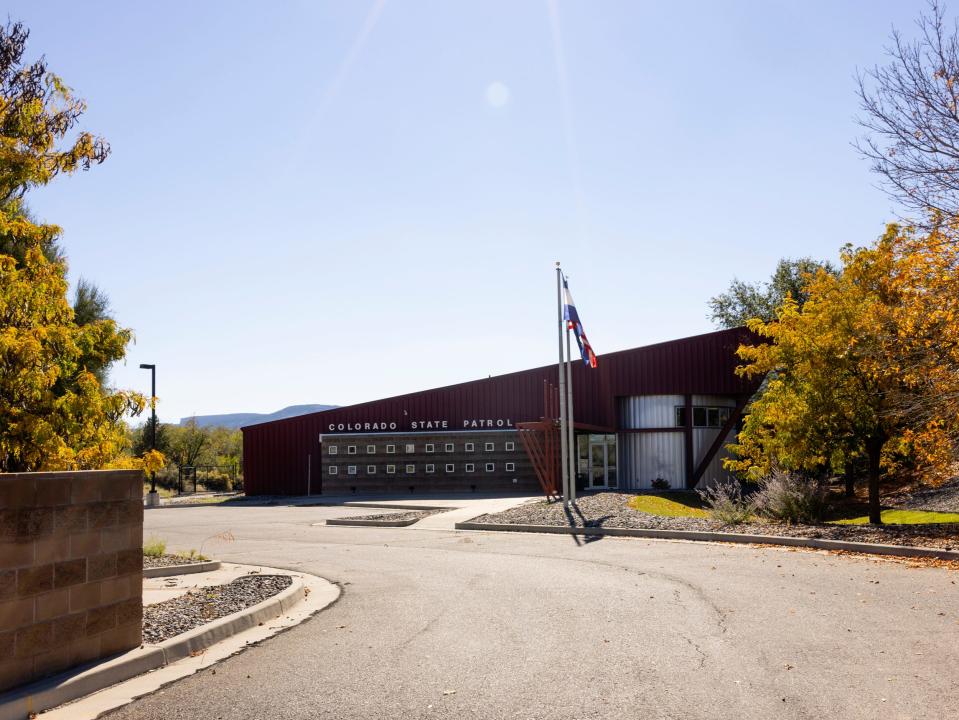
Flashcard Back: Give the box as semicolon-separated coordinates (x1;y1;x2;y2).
562;275;598;368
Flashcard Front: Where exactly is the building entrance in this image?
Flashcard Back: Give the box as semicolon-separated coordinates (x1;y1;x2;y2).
581;434;617;490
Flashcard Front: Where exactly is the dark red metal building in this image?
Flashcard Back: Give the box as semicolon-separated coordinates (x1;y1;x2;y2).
242;327;759;496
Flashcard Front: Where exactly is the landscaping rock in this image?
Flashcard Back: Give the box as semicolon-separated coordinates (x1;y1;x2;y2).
346;509;440;523
143;554;207;570
473;492;959;550
142;574;293;643
890;477;959;513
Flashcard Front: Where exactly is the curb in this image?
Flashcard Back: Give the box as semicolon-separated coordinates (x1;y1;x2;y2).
143;560;221;578
325;518;421;527
454;521;959;561
0;569;311;720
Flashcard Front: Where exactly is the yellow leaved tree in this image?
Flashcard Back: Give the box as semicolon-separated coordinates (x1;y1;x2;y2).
728;222;959;524
0;22;146;472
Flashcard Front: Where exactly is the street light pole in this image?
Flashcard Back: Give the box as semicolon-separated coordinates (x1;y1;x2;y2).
139;363;158;505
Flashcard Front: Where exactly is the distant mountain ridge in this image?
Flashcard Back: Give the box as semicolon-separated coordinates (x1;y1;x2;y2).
180;404;338;429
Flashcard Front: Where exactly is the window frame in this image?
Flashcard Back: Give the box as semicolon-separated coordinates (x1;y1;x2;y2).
386;464;396;475
366;465;376;474
445;442;454;453
505;462;515;472
329;465;338;475
347;465;357;475
484;442;495;452
347;445;357;455
406;443;415;454
405;464;415;474
328;445;338;455
485;462;495;472
445;463;455;473
465;463;475;473
504;441;514;451
425;443;435;453
465;442;475;452
425;463;435;474
366;444;376;454
386;444;395;454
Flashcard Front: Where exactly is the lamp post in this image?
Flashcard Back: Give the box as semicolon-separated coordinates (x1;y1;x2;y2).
139;363;158;507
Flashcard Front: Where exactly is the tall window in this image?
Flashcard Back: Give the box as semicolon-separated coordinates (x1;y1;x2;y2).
406;444;415;454
426;463;435;474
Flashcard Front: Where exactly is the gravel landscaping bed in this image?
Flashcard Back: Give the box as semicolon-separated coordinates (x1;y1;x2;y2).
143;554;208;570
472;492;959;550
346;509;442;523
143;575;293;644
890;477;959;513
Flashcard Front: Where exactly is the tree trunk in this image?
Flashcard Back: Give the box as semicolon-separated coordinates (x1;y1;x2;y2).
867;437;884;525
844;463;855;498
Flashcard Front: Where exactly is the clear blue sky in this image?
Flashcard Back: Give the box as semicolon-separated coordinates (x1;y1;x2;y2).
8;1;924;423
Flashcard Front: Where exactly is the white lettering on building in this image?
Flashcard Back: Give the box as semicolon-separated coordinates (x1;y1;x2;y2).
325;419;511;433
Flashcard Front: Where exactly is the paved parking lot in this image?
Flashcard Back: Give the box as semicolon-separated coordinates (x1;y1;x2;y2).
108;503;959;719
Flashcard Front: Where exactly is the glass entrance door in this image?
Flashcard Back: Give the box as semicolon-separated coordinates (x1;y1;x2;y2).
589;442;607;489
587;435;618;490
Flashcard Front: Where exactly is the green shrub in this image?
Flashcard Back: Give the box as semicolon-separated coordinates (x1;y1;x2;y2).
201;469;233;493
175;548;210;562
753;468;829;524
698;479;753;524
143;536;167;557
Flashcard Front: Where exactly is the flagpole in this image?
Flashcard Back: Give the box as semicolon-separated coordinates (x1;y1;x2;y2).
565;321;576;502
555;262;569;507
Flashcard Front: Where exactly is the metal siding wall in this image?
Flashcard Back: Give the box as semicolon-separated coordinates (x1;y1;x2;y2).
619;432;685;490
692;427;738;489
242;328;762;495
618;395;684;429
692;395;737;408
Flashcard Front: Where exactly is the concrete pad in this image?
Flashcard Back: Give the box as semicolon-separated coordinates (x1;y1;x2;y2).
307;495;538;531
412;496;537;530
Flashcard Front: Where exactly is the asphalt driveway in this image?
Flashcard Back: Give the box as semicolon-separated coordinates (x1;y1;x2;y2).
107;504;959;719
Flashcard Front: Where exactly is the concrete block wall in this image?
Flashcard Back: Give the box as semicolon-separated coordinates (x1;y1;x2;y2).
319;430;540;495
0;470;144;693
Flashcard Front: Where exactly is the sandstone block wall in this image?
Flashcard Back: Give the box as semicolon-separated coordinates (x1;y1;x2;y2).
0;470;144;692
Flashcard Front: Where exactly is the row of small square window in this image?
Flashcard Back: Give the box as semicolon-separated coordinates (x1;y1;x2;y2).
330;462;514;475
329;441;514;456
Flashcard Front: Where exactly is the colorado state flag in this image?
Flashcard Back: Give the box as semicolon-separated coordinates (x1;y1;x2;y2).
562;276;598;368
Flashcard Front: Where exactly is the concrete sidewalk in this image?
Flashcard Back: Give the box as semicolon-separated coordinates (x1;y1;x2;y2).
411;496;537;529
307;495;537;530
